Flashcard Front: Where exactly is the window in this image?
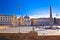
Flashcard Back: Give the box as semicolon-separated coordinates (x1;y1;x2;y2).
1;19;2;21
1;17;2;18
3;17;5;18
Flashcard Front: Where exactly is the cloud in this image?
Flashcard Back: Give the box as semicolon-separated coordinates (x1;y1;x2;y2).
29;9;60;18
30;14;50;18
29;9;50;18
29;12;60;18
53;13;60;18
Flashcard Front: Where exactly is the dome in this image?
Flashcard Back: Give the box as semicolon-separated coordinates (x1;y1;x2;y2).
24;13;30;19
24;16;30;19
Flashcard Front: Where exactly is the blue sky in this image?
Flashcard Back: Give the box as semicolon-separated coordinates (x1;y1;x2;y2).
0;0;60;18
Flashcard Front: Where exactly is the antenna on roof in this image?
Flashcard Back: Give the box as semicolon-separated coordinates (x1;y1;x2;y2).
18;5;20;17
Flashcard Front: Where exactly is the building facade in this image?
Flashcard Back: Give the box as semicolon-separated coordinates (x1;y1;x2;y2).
0;14;11;25
34;18;51;26
11;13;19;26
18;16;24;26
31;18;36;26
23;14;31;26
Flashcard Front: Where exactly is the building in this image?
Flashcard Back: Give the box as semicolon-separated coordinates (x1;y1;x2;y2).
31;18;36;26
0;14;11;25
18;16;24;26
34;18;50;26
11;13;19;26
23;14;31;26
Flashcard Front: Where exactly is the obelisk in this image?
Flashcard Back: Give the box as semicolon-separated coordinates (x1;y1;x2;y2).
50;5;52;19
50;5;53;28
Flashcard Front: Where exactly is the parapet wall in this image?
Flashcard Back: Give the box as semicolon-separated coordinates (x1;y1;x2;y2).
0;32;38;40
0;33;60;40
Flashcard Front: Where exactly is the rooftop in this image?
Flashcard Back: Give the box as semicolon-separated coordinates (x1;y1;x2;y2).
0;14;10;16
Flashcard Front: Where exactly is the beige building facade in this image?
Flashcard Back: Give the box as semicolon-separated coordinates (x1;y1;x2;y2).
18;17;24;26
11;13;19;26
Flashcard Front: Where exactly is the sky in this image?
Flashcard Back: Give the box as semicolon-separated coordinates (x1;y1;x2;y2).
0;0;60;18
